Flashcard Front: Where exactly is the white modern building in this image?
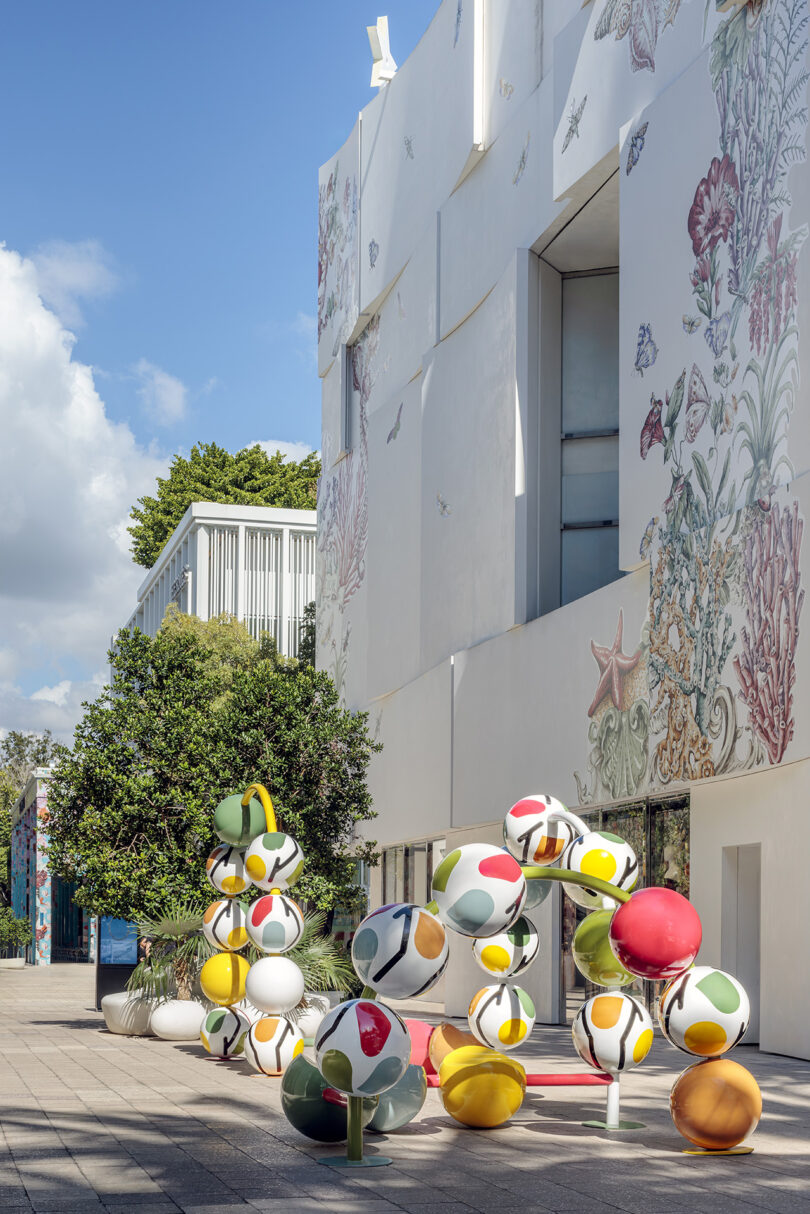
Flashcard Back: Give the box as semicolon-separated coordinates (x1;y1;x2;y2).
127;502;317;658
317;0;810;1057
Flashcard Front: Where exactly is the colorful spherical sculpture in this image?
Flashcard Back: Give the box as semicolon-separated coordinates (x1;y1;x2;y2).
245;893;305;954
472;915;539;977
202;899;249;952
572;993;653;1074
431;843;526;938
468;983;536;1051
368;1063;428;1132
439;1045;526;1128
560;831;638;910
205;844;251;897
427;1022;479;1072
243;1016;304;1076
213;793;267;847
200;952;250;1006
200;1006;251;1058
523;874;552;912
244;832;304;892
245;955;305;1014
280;1055;378;1142
572;910;635;988
314;999;411;1096
351;903;449;999
609;887;702;980
404;1018;435;1071
659;967;750;1057
670;1059;761;1150
503;794;587;865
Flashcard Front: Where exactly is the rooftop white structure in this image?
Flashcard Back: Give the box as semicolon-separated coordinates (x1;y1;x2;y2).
126;502;316;658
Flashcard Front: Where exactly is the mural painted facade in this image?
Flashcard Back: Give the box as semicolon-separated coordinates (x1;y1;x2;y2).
11;784;52;964
318;0;810;1055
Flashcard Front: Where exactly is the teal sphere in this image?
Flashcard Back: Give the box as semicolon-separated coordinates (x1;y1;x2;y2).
213;794;267;847
368;1063;427;1132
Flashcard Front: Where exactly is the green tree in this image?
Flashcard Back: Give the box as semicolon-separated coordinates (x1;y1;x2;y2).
46;614;378;921
297;600;316;669
0;731;60;905
128;442;321;568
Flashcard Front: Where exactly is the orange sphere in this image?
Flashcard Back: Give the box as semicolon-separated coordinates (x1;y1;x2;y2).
428;1022;478;1072
670;1058;762;1150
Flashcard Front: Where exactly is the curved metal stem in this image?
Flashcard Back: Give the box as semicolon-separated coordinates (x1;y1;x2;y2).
521;866;632;905
242;782;277;833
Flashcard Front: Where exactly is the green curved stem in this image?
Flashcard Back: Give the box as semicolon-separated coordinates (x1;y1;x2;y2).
360;985;377;999
521;866;632;905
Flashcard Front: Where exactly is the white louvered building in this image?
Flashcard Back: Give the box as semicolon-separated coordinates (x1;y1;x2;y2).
126;502;317;658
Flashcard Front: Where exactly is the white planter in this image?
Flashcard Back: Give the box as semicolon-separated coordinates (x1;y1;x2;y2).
101;991;156;1036
150;999;206;1041
0;956;25;969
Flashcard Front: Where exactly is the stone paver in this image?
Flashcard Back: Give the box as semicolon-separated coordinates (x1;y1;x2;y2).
1;965;809;1213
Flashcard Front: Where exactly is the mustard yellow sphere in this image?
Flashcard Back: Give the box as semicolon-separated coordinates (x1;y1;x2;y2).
670;1059;762;1150
200;952;250;1006
439;1044;526;1128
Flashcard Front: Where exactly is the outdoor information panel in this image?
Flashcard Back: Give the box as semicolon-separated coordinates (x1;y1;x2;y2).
95;917;138;1008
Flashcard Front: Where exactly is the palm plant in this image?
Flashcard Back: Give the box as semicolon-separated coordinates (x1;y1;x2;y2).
127;897;213;1001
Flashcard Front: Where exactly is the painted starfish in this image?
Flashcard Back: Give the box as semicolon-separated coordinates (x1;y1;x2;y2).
587;609;641;718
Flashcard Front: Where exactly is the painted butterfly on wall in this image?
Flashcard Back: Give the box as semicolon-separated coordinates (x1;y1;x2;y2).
454;0;462;47
387;402;404;444
634;322;658;376
626;122;648;175
369;239;379;270
639;516;659;559
404;136;414;160
683;314;701;335
499;78;514;100
513;132;531;185
685;363;710;442
640;395;664;459
562;96;587;153
436;493;452;517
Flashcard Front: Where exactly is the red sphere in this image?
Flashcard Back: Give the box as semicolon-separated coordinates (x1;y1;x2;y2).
608;887;702;980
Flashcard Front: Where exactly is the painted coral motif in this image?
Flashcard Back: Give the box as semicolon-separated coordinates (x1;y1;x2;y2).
318;159;358;353
734;501;805;763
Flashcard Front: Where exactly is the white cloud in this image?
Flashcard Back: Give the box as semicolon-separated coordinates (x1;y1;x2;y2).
133;358;188;426
30;238;119;329
247;439;316;463
0;243;166;741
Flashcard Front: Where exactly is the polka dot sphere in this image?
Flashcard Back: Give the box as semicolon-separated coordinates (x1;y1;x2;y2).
431;843;526;938
670;1059;762;1150
245;894;305;954
468;983;536;1051
202;899;249;952
199;952;250;1006
205;845;251;897
200;1006;251;1058
212;793;267;847
244;1016;304;1076
439;1045;526;1128
503;794;585;865
245;955;305;1014
659;967;750;1057
572;993;653;1074
352;903;449;999
244;832;304;892
472;915;539;977
314;999;411;1097
561;831;638;910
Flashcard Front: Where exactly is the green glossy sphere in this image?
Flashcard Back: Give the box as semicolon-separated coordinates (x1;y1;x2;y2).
368;1063;427;1132
572;909;635;988
213;793;267;847
280;1056;377;1142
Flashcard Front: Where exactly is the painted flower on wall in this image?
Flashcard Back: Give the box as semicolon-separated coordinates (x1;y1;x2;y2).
594;0;684;74
687;155;739;258
640;396;664;458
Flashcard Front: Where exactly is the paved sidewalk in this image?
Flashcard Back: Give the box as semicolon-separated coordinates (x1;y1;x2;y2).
1;965;809;1214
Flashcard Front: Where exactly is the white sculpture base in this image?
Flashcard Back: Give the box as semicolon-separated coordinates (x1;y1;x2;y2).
101;991;156;1036
150;999;206;1041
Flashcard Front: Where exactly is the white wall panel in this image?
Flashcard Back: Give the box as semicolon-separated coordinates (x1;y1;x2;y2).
365;658;453;847
420;265;518;673
366;377;422;700
318;124;360;376
483;0;543;146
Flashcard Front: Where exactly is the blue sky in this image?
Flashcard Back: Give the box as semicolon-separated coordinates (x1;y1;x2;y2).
0;1;438;737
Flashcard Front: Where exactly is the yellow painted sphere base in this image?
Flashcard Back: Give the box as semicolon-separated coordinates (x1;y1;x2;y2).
439;1045;526;1128
200;952;250;1006
670;1059;762;1151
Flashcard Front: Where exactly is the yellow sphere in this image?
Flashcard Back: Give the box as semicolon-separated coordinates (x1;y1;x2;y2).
439;1044;526;1128
200;953;250;1006
670;1059;762;1150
